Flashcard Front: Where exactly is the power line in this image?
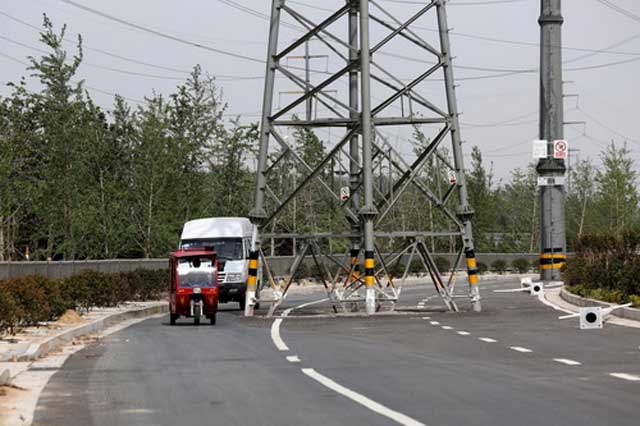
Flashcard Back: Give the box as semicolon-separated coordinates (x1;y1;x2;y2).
289;0;640;57
59;0;265;64
596;0;640;24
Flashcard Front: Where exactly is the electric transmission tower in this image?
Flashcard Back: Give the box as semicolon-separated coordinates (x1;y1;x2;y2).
245;0;481;316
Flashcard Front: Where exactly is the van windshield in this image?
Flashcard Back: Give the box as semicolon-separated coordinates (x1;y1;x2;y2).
180;238;244;260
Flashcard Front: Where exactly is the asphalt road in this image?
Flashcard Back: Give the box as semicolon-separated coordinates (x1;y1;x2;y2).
33;279;640;426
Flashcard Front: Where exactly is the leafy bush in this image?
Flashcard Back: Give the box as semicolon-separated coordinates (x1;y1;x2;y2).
434;257;451;273
490;259;507;274
0;283;21;335
409;258;424;275
388;261;406;277
511;258;530;274
0;268;169;335
7;275;52;326
477;262;488;274
128;269;166;301
563;231;640;302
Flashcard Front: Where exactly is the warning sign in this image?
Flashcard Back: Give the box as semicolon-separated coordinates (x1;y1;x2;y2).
447;170;457;185
553;140;568;159
340;186;350;201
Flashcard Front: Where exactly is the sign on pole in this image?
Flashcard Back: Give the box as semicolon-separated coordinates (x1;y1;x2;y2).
553;140;568;159
532;140;548;159
447;170;457;185
340;186;350;201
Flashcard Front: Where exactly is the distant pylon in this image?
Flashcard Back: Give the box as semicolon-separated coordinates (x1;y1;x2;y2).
246;0;481;316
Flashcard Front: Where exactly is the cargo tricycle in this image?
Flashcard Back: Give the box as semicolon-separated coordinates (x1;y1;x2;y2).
169;249;219;325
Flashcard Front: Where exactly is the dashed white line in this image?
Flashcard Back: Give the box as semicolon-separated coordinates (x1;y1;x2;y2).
456;331;470;336
430;321;440;325
478;337;497;343
421;316;431;320
441;326;453;330
286;355;301;363
270;318;289;352
610;373;640;382
302;368;427;426
509;346;533;353
553;358;581;366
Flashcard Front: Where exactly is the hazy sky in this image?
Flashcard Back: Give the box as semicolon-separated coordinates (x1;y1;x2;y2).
1;0;638;181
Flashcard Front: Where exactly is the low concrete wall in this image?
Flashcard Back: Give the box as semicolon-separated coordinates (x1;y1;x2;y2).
560;288;640;322
0;253;540;280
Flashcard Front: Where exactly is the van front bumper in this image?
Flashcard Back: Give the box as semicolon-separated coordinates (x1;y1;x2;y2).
218;282;246;302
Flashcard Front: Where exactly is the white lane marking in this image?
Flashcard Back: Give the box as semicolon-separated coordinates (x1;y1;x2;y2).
610;373;640;382
509;346;533;353
271;318;289;352
478;337;497;343
456;331;470;336
286;355;301;363
302;368;427;426
421;316;431;320
553;358;582;366
441;326;453;330
429;321;440;325
282;298;330;317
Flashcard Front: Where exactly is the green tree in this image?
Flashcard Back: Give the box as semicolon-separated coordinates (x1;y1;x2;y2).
594;143;638;237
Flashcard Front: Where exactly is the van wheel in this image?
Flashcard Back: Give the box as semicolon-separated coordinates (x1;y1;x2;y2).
238;298;245;311
170;314;177;325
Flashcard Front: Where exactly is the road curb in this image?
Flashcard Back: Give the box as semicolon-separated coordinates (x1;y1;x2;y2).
7;303;168;365
560;288;640;321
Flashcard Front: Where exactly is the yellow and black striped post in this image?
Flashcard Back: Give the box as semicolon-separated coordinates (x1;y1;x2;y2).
465;250;479;287
539;249;566;273
364;250;375;289
245;250;259;316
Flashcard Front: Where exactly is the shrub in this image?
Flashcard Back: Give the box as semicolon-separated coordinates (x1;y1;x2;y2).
511;258;530;274
409;258;424;275
490;259;507;274
434;257;451;273
388;261;406;277
0;283;21;335
64;270;98;311
477;262;488;274
44;279;76;319
129;269;167;301
5;275;52;326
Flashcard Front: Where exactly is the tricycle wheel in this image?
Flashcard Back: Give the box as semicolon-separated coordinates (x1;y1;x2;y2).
170;314;178;325
210;314;216;325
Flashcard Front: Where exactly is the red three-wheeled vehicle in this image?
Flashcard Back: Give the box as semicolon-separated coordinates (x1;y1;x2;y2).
168;248;219;325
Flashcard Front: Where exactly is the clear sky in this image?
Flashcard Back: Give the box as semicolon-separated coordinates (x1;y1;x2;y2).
1;0;638;182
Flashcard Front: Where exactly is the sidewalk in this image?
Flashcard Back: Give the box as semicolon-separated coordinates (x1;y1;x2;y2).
0;302;167;387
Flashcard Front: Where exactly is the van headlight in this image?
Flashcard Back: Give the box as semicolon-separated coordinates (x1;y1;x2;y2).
225;273;244;282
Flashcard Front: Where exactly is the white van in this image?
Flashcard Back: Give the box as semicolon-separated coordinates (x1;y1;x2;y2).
180;217;254;309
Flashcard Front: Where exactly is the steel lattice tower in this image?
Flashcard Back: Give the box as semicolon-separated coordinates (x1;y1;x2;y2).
245;0;481;316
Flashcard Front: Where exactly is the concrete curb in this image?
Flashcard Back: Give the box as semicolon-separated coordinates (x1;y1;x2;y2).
560;288;640;321
0;303;167;385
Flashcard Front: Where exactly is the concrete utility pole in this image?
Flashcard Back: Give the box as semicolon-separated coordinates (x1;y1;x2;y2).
537;0;567;281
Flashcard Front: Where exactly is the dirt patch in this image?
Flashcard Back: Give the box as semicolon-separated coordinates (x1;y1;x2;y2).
54;310;84;325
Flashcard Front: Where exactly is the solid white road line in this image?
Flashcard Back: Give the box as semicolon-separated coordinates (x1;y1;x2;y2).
553;358;582;366
441;326;453;330
302;368;427;426
478;337;497;343
509;346;533;353
429;321;440;325
456;331;470;336
271;318;289;352
610;373;640;382
286;355;301;363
